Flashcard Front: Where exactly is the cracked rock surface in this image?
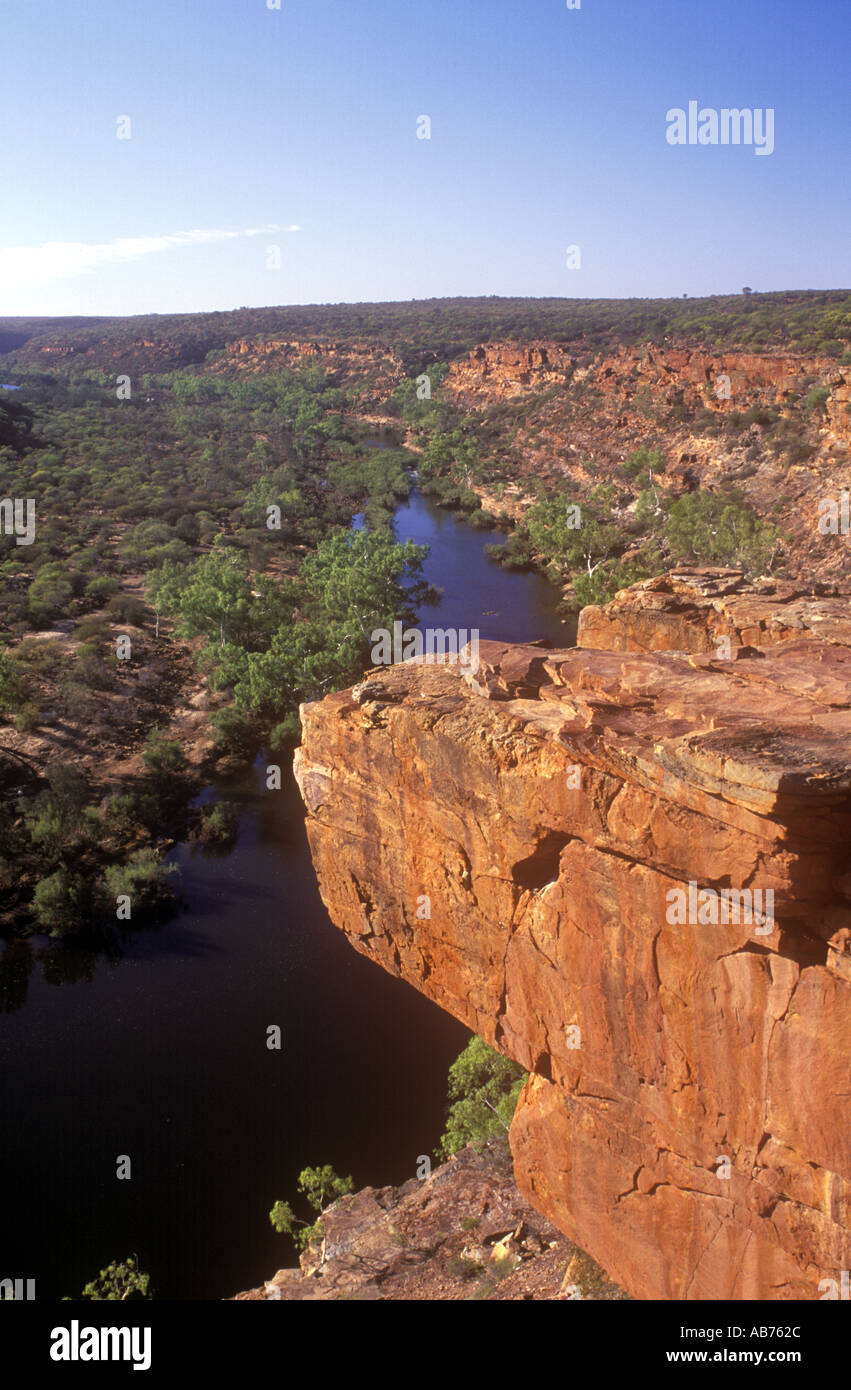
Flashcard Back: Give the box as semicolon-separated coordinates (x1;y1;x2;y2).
294;573;851;1300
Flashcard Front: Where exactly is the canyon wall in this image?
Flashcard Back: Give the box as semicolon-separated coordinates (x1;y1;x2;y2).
444;340;850;451
443;342;851;588
294;572;851;1300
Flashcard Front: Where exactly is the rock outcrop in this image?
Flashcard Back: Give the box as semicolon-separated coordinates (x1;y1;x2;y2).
294;574;851;1300
578;568;851;653
233;1142;626;1302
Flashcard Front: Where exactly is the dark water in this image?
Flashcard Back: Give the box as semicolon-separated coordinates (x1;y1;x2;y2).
0;493;570;1301
394;490;574;646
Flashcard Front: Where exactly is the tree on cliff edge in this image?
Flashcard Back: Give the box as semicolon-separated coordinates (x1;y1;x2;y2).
269;1164;354;1259
438;1036;527;1160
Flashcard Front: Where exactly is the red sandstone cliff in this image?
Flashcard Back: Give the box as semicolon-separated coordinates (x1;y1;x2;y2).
443;343;851;586
444;340;849;452
294;573;851;1300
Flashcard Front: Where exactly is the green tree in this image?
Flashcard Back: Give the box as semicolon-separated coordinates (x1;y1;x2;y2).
269;1165;355;1253
622;444;665;479
524;494;620;582
27;564;74;627
26;763;91;857
32;868;93;936
299;526;429;635
664;490;779;572
150;544;283;649
78;1257;151;1301
233;527;430;716
572;547;664;609
437;1036;527;1159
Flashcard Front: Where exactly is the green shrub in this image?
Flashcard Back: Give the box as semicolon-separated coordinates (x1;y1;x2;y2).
782;434;816;465
26;763;91;854
33;868;93;935
486;535;533;569
84;575;120;605
27;566;73;626
106;594;148;627
0;647;25;715
196;800;238;845
72;645;115;691
268;712;301;750
100;849;178;913
446;1255;484;1281
14;700;40;732
210;705;256;757
622;445;664;479
743;405;778;429
572;548;664;609
105;791;159;834
13;636;55;672
142;727;188;776
0;661;25;719
74;614;110;643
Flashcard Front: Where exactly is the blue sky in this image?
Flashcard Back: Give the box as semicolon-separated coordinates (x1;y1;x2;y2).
1;0;848;314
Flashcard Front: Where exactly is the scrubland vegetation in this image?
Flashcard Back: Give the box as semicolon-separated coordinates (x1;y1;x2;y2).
2;290;848;943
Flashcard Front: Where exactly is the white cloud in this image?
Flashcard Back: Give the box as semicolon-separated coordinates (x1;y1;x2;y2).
0;224;301;289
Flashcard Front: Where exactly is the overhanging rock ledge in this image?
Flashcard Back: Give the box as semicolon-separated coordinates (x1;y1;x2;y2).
293;570;851;1300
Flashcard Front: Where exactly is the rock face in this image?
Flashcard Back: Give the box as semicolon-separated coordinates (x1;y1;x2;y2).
294;575;851;1300
445;341;849;449
233;1142;626;1302
442;344;851;588
578;568;851;653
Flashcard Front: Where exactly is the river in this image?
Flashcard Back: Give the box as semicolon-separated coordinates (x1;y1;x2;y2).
0;490;571;1300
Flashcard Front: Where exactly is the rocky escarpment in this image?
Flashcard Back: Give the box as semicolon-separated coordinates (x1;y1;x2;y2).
444;343;851;586
294;573;851;1300
445;341;850;450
